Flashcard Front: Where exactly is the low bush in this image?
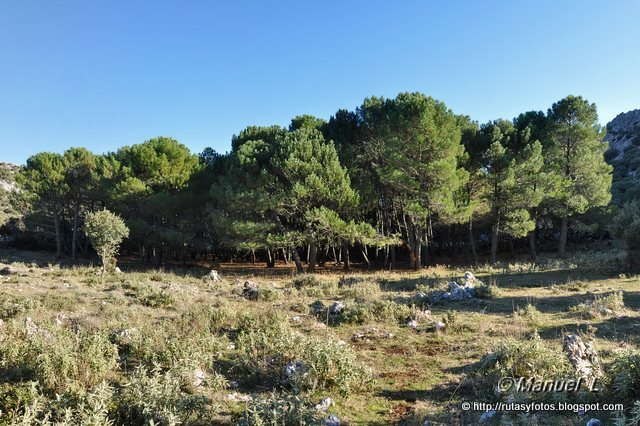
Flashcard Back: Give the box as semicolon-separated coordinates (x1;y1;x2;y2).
233;322;373;396
115;366;214;425
238;392;322;426
0;321;118;394
609;349;640;402
571;291;625;318
477;334;572;391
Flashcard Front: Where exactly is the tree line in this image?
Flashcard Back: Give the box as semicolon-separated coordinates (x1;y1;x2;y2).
7;92;615;271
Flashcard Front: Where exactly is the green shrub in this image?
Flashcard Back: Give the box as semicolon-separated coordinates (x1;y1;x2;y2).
134;284;176;308
477;334;572;389
258;285;281;301
3;381;115;426
609;200;640;271
0;323;118;394
115;366;213;425
514;303;543;328
339;300;412;325
609;349;640;402
571;291;625;318
234;322;372;396
474;282;500;299
291;274;321;289
84;209;129;275
177;304;231;334
238;392;322;426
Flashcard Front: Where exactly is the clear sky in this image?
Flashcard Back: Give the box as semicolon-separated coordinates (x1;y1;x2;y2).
1;0;639;164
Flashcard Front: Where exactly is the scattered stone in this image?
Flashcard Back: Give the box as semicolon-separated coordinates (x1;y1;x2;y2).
25;317;38;336
290;316;302;323
315;397;335;413
479;409;496;423
242;280;259;300
204;270;222;282
226;343;236;350
586;419;602;426
114;266;122;273
435;321;446;331
54;313;67;327
351;327;395;342
192;368;206;387
283;360;307;381
325;414;340;426
415;309;432;321
329;301;345;316
116;328;137;338
407;319;418;329
598;307;614;316
310;300;326;316
226;392;252;402
563;334;602;380
441;281;475;301
337;340;346;346
464;271;476;282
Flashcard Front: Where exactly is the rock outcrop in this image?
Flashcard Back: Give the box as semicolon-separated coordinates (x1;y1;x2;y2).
605;109;640;161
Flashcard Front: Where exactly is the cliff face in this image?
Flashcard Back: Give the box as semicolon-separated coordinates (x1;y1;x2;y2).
605;111;640;204
605;110;640;161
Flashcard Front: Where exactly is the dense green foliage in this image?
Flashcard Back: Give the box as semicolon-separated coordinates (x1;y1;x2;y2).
4;92;618;268
84;209;130;274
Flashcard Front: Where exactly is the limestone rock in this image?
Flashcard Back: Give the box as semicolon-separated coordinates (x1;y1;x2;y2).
242;280;259;300
329;301;345;316
204;269;222;282
325;414;340;426
605;109;640;160
315;397;335;413
563;334;602;380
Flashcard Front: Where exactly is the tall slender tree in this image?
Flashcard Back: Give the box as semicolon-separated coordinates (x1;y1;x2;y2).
547;96;613;256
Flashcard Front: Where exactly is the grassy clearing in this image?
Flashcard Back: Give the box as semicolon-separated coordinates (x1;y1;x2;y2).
0;248;639;424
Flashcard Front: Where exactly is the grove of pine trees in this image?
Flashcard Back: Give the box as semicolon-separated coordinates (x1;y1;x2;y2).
7;92;616;271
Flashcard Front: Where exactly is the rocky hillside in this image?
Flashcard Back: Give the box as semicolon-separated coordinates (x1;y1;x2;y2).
0;162;19;192
605;110;640;204
606;110;640;160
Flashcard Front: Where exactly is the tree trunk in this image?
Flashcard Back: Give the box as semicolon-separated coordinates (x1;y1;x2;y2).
467;219;478;264
529;230;537;261
490;221;500;264
413;242;422;271
72;201;79;260
390;245;396;269
361;246;370;268
307;242;317;273
342;241;350;270
291;246;304;273
559;215;568;257
266;248;275;268
54;211;63;259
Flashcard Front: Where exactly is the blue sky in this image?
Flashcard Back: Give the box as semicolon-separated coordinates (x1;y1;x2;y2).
1;0;639;164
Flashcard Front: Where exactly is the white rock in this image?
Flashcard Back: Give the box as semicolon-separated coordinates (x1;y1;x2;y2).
315;397;335;413
325;414;340;426
192;368;206;387
25;317;38;335
205;270;222;282
407;320;418;329
435;321;446;331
